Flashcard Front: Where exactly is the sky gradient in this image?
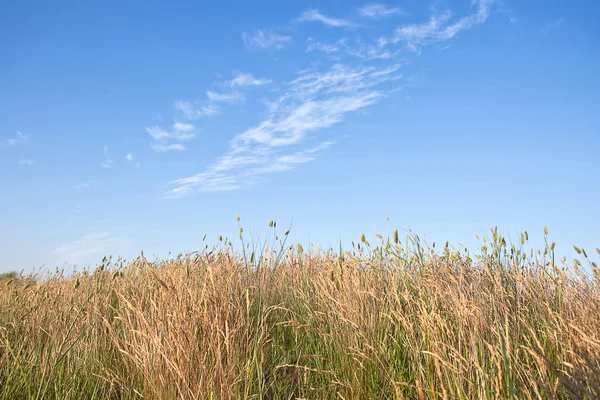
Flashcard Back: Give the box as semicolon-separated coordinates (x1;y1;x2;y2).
1;0;598;273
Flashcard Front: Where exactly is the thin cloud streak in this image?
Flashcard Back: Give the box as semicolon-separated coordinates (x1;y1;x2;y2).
298;9;355;28
307;38;395;60
229;72;272;87
151;71;272;153
386;0;494;51
151;71;269;153
166;63;401;197
538;17;565;36
307;38;348;54
101;145;113;169
1;131;28;147
358;4;405;19
242;30;291;50
175;101;219;120
146;123;196;153
156;0;494;197
206;90;243;103
152;143;186;153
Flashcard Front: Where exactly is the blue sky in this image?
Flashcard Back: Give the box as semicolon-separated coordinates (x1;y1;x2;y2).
1;0;598;273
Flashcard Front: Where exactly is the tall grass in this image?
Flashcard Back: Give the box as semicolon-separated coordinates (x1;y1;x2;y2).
1;226;599;399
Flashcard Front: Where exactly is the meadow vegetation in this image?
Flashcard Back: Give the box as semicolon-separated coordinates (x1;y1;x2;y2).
1;222;599;399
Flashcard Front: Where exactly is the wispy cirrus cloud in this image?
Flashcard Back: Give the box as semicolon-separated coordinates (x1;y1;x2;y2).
19;159;35;166
249;141;335;174
229;72;272;87
206;90;243;103
153;1;495;197
307;37;395;60
386;0;493;51
146;122;196;153
298;9;355;28
166;63;401;197
242;29;291;50
150;72;272;153
358;4;405;19
167;141;336;197
179;72;269;117
54;232;116;265
232;65;401;149
175;100;219;120
101;145;113;169
1;131;28;147
538;17;565;36
306;38;348;55
387;11;453;49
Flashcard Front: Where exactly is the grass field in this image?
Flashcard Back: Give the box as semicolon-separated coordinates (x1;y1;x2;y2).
1;225;599;399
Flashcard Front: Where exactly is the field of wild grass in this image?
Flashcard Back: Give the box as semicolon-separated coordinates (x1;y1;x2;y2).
1;225;599;399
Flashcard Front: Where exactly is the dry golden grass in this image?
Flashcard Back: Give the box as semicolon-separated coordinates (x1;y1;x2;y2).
1;227;599;399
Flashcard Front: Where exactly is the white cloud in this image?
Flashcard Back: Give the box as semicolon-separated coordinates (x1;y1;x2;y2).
509;17;519;24
438;0;492;39
173;75;262;128
151;143;187;153
19;159;35;165
135;162;141;168
307;38;395;60
54;232;116;265
206;90;243;103
1;131;28;147
307;38;348;54
166;141;336;196
75;183;91;189
154;74;269;157
298;9;355;28
151;1;494;197
102;145;114;169
230;72;272;87
157;125;192;143
250;141;335;174
242;30;291;50
125;153;134;162
538;17;565;36
172;122;194;132
175;100;219;120
234;93;381;148
146;122;196;153
389;0;494;51
391;11;452;48
358;4;404;19
166;63;401;197
146;122;196;152
168;173;243;196
154;87;242;153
